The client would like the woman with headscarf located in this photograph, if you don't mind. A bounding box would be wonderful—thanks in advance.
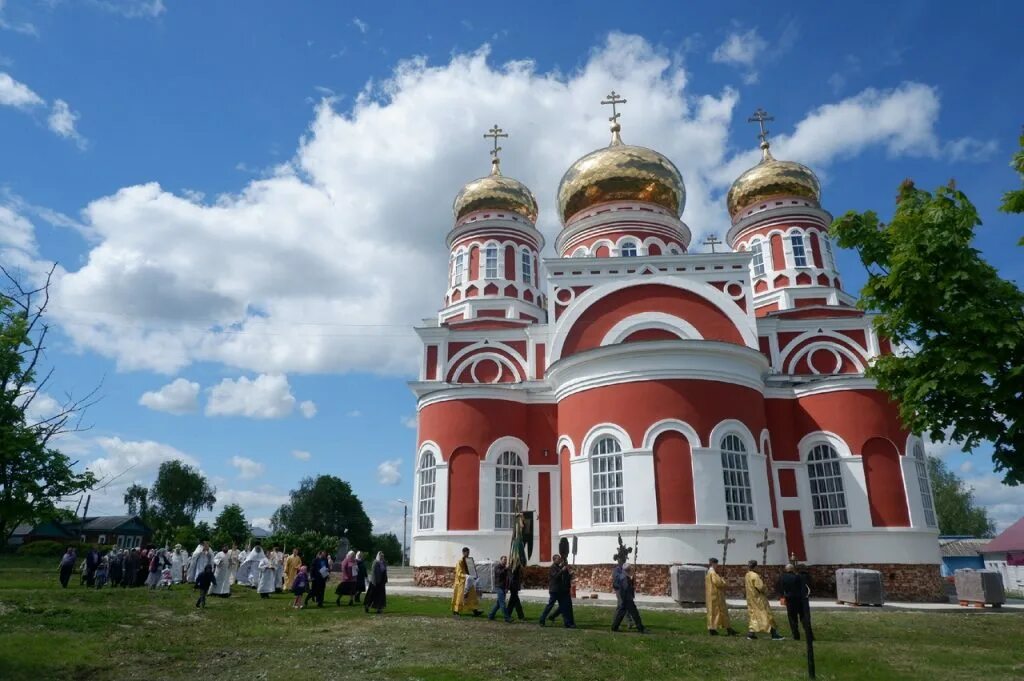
[335,550,357,606]
[354,551,367,604]
[209,545,233,598]
[257,549,276,599]
[364,551,388,614]
[169,544,186,584]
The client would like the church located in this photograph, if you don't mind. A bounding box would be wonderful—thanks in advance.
[409,93,943,599]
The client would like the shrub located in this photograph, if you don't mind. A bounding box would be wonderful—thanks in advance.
[17,540,68,557]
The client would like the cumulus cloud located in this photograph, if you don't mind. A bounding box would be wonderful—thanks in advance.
[7,33,980,378]
[230,455,265,480]
[216,486,290,520]
[90,0,166,18]
[377,459,402,486]
[299,400,318,419]
[0,202,37,253]
[48,99,86,148]
[963,473,1024,532]
[352,17,368,34]
[0,73,85,145]
[0,1,37,35]
[139,377,200,414]
[0,72,43,109]
[205,374,300,419]
[291,449,312,461]
[711,28,768,84]
[401,415,417,430]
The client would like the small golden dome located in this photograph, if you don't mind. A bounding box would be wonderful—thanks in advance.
[557,132,685,224]
[727,144,820,219]
[452,162,538,223]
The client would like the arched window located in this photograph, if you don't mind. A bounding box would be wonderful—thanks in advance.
[750,239,766,277]
[821,234,835,270]
[790,233,808,267]
[807,444,848,527]
[669,247,681,255]
[485,244,499,279]
[620,241,638,257]
[494,451,524,529]
[914,443,936,527]
[572,247,588,258]
[721,434,754,522]
[520,249,532,285]
[453,251,467,285]
[417,452,437,530]
[591,437,624,524]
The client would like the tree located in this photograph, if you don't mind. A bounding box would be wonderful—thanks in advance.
[832,179,1024,484]
[370,532,403,565]
[149,460,216,529]
[1000,130,1024,242]
[272,475,373,552]
[927,457,996,537]
[213,503,248,547]
[1,266,97,542]
[123,483,149,518]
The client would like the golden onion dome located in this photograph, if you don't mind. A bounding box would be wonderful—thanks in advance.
[452,160,538,224]
[557,128,685,224]
[727,142,821,219]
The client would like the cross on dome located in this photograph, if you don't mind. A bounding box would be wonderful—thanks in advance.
[601,90,627,145]
[483,124,509,175]
[747,107,775,160]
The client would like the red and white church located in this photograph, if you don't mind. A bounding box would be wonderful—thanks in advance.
[409,100,943,597]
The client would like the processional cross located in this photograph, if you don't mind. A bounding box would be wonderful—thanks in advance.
[483,124,508,171]
[703,234,723,253]
[601,90,628,129]
[756,527,776,567]
[717,526,736,565]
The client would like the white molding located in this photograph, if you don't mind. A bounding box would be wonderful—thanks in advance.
[708,418,758,454]
[601,311,704,346]
[580,423,633,457]
[642,418,702,449]
[484,436,529,464]
[555,434,576,458]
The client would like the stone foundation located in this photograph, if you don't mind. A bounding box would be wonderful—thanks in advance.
[414,562,946,602]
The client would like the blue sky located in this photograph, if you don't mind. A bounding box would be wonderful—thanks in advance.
[1,0,1021,535]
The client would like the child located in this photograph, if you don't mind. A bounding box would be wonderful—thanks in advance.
[291,566,309,609]
[94,557,109,589]
[159,566,173,589]
[194,564,216,608]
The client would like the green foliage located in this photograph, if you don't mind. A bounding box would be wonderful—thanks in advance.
[927,457,996,537]
[832,179,1024,484]
[999,130,1024,242]
[122,484,149,519]
[16,541,114,557]
[266,530,340,565]
[370,532,403,565]
[271,475,373,552]
[212,504,248,548]
[149,460,216,529]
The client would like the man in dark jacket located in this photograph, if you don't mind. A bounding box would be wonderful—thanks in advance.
[777,563,813,641]
[611,563,645,633]
[487,555,511,622]
[85,546,100,587]
[506,563,525,620]
[194,564,216,608]
[538,554,575,628]
[306,551,330,607]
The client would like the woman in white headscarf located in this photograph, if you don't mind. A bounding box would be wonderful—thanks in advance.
[364,551,388,614]
[237,545,264,587]
[169,544,187,584]
[209,545,233,597]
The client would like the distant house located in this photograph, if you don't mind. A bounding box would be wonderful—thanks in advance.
[248,524,271,540]
[982,518,1024,595]
[14,516,152,549]
[938,537,987,577]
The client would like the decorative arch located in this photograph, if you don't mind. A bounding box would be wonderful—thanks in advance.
[571,246,589,258]
[642,418,702,450]
[649,426,697,524]
[600,312,704,347]
[580,423,633,457]
[798,430,854,460]
[447,446,480,531]
[485,435,529,463]
[555,434,577,459]
[450,352,523,384]
[708,418,758,455]
[786,341,866,375]
[862,436,910,527]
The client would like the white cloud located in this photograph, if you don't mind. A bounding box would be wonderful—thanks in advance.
[0,72,43,109]
[48,99,86,148]
[963,473,1024,532]
[86,436,199,497]
[7,33,976,378]
[945,137,999,163]
[230,455,265,480]
[290,449,312,461]
[299,399,317,419]
[216,485,290,520]
[711,28,767,84]
[959,461,974,475]
[90,0,166,18]
[205,374,298,419]
[0,73,85,146]
[0,203,37,253]
[139,377,200,414]
[346,409,362,418]
[0,1,37,35]
[352,17,368,34]
[401,415,416,430]
[377,459,402,486]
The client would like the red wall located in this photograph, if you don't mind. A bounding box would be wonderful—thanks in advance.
[538,472,552,561]
[419,399,556,466]
[448,447,479,530]
[559,446,572,530]
[862,437,911,527]
[783,510,807,561]
[652,431,696,524]
[778,469,798,497]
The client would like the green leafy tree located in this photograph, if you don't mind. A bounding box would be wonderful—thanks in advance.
[271,475,373,552]
[370,532,403,565]
[267,530,340,565]
[927,457,996,537]
[999,130,1024,240]
[213,503,248,547]
[1,266,97,543]
[149,460,217,529]
[194,520,212,541]
[832,179,1024,484]
[123,483,150,519]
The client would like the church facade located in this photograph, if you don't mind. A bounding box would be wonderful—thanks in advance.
[409,99,942,596]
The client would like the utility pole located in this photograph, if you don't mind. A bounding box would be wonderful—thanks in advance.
[396,498,409,567]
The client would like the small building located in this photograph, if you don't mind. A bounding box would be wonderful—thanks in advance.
[938,536,987,577]
[982,518,1024,596]
[16,515,152,549]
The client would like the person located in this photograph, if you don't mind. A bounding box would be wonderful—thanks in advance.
[85,546,100,587]
[146,548,167,589]
[355,551,367,604]
[194,564,216,608]
[109,548,123,587]
[336,550,357,606]
[488,555,511,622]
[744,560,783,640]
[169,544,187,584]
[271,546,286,592]
[291,566,309,609]
[94,554,109,589]
[706,557,737,636]
[539,554,575,628]
[123,548,139,588]
[187,541,214,583]
[159,565,173,588]
[365,551,388,614]
[506,562,525,620]
[209,546,232,598]
[612,563,645,633]
[228,545,241,585]
[283,547,302,590]
[238,544,265,588]
[611,555,636,630]
[58,547,77,588]
[777,563,813,642]
[257,548,276,599]
[306,550,329,607]
[451,547,482,617]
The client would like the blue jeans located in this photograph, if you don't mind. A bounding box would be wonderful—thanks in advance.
[488,587,510,621]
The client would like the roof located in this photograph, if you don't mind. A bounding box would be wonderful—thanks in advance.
[250,526,271,538]
[10,524,34,536]
[29,520,77,539]
[80,515,146,532]
[939,538,989,557]
[983,517,1024,553]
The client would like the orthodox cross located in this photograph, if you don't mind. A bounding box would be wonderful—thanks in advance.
[717,526,736,565]
[757,528,776,567]
[601,90,627,128]
[483,124,508,170]
[703,234,723,253]
[748,107,774,145]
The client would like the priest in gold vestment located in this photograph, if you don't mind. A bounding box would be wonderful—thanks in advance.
[706,557,737,636]
[283,548,302,590]
[744,560,784,640]
[451,547,483,617]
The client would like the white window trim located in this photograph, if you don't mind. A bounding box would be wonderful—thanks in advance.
[721,433,755,523]
[590,436,625,525]
[806,442,850,528]
[417,450,438,530]
[484,243,500,279]
[751,238,766,277]
[913,443,937,528]
[789,232,808,268]
[494,450,525,530]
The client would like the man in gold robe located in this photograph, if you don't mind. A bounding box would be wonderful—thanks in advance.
[283,547,302,590]
[451,547,482,617]
[706,557,737,636]
[744,560,784,640]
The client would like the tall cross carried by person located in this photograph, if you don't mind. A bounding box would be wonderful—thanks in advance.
[757,528,776,567]
[703,234,723,253]
[717,526,736,565]
[483,124,508,172]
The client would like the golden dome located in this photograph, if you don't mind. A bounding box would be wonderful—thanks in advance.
[452,161,538,224]
[557,131,685,224]
[727,144,820,219]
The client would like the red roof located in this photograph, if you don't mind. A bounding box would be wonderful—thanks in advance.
[983,517,1024,553]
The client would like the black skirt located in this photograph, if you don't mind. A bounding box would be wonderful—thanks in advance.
[335,581,357,596]
[365,582,387,610]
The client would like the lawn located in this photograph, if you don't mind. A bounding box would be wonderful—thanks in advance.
[0,556,1021,681]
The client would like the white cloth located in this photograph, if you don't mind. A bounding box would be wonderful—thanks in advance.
[257,556,276,594]
[210,551,232,596]
[187,546,213,583]
[228,549,241,584]
[270,550,285,590]
[237,548,263,587]
[169,551,185,584]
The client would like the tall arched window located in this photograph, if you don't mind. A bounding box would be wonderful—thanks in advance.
[494,451,524,529]
[485,244,499,279]
[721,434,754,522]
[418,452,437,530]
[520,249,532,285]
[591,437,624,524]
[453,251,467,285]
[790,233,808,267]
[807,443,848,527]
[620,241,638,257]
[750,239,766,277]
[913,443,937,527]
[821,234,836,270]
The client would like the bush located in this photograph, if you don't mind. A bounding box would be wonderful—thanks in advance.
[17,540,67,557]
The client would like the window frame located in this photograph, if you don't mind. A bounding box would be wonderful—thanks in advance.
[520,249,532,285]
[494,450,525,530]
[750,239,766,277]
[720,434,755,523]
[484,244,499,279]
[807,443,849,528]
[417,451,437,530]
[591,437,625,525]
[913,443,937,528]
[620,241,638,257]
[790,233,808,268]
[821,234,836,270]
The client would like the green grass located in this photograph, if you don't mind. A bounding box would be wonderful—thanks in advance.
[0,556,1021,680]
